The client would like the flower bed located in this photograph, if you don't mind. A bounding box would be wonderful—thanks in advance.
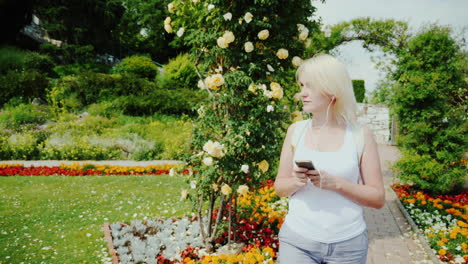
[392,184,468,264]
[104,180,287,263]
[0,163,184,176]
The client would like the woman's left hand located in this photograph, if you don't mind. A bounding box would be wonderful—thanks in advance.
[306,170,342,191]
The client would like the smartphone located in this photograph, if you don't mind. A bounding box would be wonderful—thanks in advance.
[295,160,316,170]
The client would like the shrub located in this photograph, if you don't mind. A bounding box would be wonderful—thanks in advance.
[159,53,198,90]
[87,101,122,118]
[391,25,467,194]
[352,80,365,103]
[0,104,51,130]
[0,46,29,73]
[112,55,159,79]
[6,133,40,160]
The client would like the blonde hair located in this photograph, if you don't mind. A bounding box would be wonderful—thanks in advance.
[296,54,358,125]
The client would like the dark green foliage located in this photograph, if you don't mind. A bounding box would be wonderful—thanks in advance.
[0,71,49,107]
[391,25,467,194]
[352,80,365,103]
[159,53,198,90]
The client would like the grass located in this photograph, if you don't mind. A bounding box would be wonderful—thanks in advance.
[0,175,192,264]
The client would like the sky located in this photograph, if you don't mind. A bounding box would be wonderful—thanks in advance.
[311,0,468,94]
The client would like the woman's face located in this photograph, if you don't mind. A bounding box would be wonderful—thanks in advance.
[297,79,333,114]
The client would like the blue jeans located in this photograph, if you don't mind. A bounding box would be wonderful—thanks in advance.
[278,224,368,264]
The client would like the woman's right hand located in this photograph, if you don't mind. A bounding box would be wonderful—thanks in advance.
[291,167,309,191]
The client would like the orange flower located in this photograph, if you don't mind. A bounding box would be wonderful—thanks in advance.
[438,249,447,256]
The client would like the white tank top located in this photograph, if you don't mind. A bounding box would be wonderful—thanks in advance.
[283,121,367,243]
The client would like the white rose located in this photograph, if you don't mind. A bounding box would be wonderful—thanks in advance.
[237,185,249,195]
[263,90,272,99]
[299,28,309,41]
[207,4,215,10]
[267,105,274,112]
[223,12,232,21]
[176,27,185,37]
[192,0,199,3]
[223,31,235,43]
[244,12,253,23]
[168,3,175,13]
[205,74,224,90]
[258,29,269,40]
[241,164,249,174]
[203,140,225,158]
[198,79,205,89]
[297,24,306,31]
[292,56,302,67]
[221,184,232,196]
[164,24,173,33]
[139,28,148,38]
[217,37,229,48]
[266,64,275,72]
[244,42,254,53]
[270,82,283,99]
[164,17,171,25]
[203,157,213,166]
[276,48,289,59]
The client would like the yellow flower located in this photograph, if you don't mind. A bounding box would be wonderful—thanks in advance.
[270,82,283,99]
[164,17,171,25]
[221,184,232,196]
[167,3,175,13]
[258,29,269,40]
[276,48,289,59]
[292,56,302,67]
[248,83,257,94]
[438,248,447,256]
[164,24,173,33]
[292,111,303,123]
[223,31,235,43]
[204,74,225,91]
[244,42,254,53]
[217,37,229,48]
[257,160,269,173]
[237,185,249,195]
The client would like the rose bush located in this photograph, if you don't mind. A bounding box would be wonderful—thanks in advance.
[164,0,319,251]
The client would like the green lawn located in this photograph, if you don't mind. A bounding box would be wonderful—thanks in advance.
[0,175,192,264]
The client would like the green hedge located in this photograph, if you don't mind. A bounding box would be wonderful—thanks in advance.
[159,53,198,90]
[352,80,365,103]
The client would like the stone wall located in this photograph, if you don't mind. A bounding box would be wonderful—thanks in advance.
[357,103,391,145]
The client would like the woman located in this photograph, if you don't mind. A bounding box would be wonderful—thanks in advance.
[274,54,385,264]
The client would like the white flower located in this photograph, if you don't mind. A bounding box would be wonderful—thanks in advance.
[217,37,229,48]
[164,24,173,33]
[190,180,197,189]
[244,12,253,23]
[197,79,205,89]
[297,24,306,31]
[164,17,171,25]
[258,29,269,40]
[207,4,215,10]
[192,0,199,3]
[270,82,283,99]
[292,56,302,67]
[223,31,235,43]
[299,28,309,41]
[267,64,275,72]
[241,164,249,174]
[276,48,289,59]
[221,184,232,196]
[169,168,175,176]
[442,117,448,123]
[203,157,213,166]
[140,28,149,37]
[176,27,185,37]
[237,185,249,195]
[212,183,219,191]
[223,12,232,21]
[204,74,225,91]
[263,90,272,99]
[203,140,225,158]
[180,189,188,200]
[267,105,274,112]
[244,42,254,53]
[168,3,175,13]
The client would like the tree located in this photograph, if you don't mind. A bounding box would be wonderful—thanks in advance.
[167,0,320,251]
